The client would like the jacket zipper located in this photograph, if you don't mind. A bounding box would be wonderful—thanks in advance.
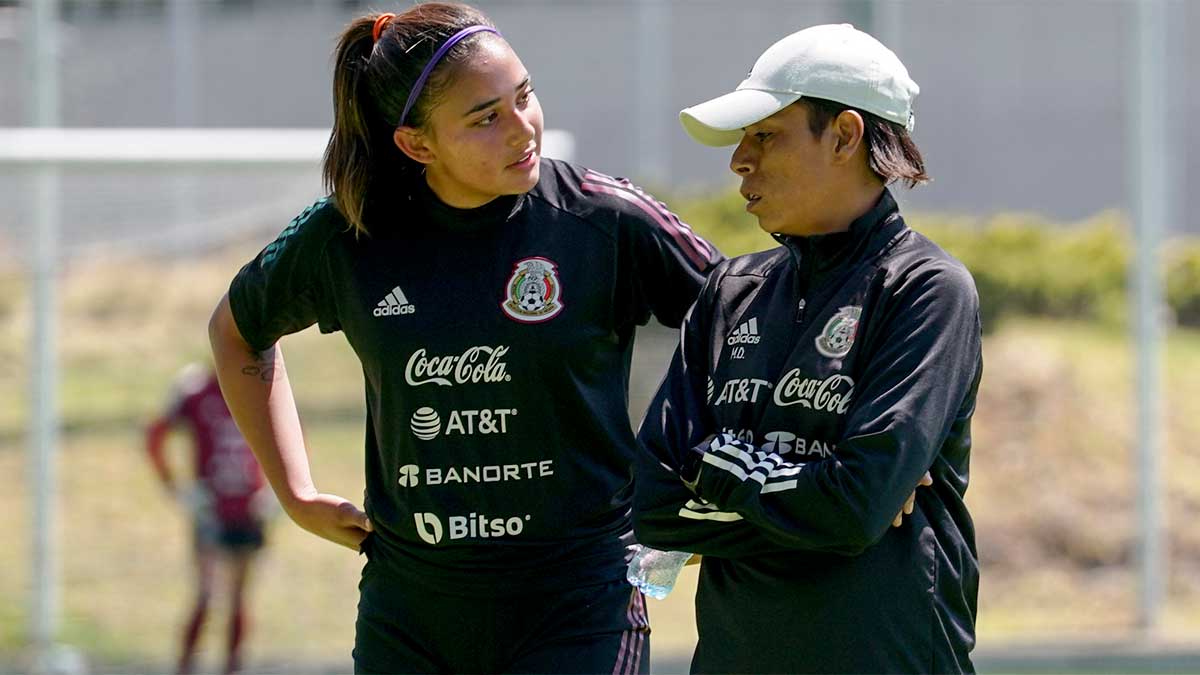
[787,239,814,325]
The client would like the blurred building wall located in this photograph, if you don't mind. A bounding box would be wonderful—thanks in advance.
[0,0,1195,242]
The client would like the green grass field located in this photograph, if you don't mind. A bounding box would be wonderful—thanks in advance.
[2,240,1200,671]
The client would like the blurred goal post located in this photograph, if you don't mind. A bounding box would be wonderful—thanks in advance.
[0,127,575,167]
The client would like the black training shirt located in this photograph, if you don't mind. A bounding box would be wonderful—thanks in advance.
[229,158,721,594]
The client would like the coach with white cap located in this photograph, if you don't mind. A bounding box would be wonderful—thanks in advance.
[633,24,983,673]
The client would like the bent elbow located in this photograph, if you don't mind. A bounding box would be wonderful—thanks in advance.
[632,512,680,550]
[849,508,905,555]
[823,510,893,557]
[632,514,662,548]
[836,527,876,557]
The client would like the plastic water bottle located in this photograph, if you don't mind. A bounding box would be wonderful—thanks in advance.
[626,546,693,600]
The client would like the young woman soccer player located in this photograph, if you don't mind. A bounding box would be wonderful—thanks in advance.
[207,4,720,673]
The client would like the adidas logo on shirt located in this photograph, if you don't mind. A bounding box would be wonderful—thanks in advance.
[726,317,761,345]
[373,286,416,317]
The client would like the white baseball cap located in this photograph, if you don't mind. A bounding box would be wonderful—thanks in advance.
[680,24,919,147]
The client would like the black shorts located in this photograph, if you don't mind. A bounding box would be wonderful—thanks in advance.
[194,519,265,554]
[353,560,650,674]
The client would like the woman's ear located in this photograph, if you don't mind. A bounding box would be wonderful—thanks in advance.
[830,110,866,163]
[394,127,436,165]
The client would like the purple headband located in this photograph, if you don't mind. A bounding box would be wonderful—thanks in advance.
[398,25,501,127]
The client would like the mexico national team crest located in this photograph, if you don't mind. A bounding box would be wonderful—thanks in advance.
[501,257,564,323]
[815,306,862,358]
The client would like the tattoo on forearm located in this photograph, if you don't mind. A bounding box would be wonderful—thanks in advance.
[242,350,284,382]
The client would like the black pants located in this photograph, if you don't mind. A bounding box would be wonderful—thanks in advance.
[353,565,650,674]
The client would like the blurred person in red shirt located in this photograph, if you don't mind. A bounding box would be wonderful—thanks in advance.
[145,363,274,675]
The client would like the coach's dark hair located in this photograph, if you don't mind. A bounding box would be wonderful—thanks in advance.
[324,3,498,234]
[798,97,930,188]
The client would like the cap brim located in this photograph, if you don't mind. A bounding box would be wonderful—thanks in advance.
[679,88,801,147]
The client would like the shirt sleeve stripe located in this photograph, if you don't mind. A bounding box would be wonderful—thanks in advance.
[679,498,744,521]
[581,170,716,269]
[706,439,806,494]
[584,170,716,261]
[678,507,744,522]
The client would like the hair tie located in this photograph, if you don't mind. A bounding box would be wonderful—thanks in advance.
[398,25,500,127]
[372,13,395,43]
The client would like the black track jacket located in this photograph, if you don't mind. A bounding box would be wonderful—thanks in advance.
[634,190,982,674]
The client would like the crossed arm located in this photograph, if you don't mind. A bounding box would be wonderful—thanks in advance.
[634,264,981,557]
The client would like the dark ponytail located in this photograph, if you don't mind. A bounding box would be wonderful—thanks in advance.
[323,3,498,235]
[324,16,378,235]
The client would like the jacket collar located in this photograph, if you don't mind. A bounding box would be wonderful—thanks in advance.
[773,188,906,272]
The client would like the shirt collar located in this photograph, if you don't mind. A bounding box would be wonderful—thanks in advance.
[412,178,526,234]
